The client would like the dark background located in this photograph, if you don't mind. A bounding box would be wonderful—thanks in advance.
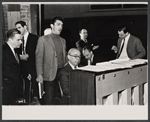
[44,15,147,60]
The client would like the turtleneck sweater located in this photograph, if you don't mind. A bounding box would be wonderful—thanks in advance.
[51,33,64,68]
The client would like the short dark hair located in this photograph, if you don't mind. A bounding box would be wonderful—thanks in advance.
[7,28,21,40]
[15,21,27,27]
[50,16,64,25]
[118,25,130,33]
[82,46,93,52]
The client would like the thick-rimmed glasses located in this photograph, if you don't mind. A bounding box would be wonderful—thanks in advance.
[69,54,81,59]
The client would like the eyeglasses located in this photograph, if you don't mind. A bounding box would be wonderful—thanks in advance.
[69,54,81,59]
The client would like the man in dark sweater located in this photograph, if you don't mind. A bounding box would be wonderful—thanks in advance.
[36,16,67,105]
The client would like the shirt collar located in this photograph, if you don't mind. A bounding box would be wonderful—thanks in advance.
[81,38,87,43]
[124,33,130,41]
[7,42,14,50]
[24,31,29,40]
[7,42,16,55]
[91,54,94,62]
[69,62,78,70]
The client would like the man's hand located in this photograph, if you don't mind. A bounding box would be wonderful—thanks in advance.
[20,54,29,61]
[27,74,32,81]
[92,45,99,50]
[111,45,118,53]
[36,74,43,84]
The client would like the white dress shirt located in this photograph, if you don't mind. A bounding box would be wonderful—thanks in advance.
[69,62,78,70]
[23,31,29,52]
[118,33,130,59]
[7,42,19,63]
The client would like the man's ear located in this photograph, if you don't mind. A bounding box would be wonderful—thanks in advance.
[50,24,53,29]
[24,25,27,30]
[67,55,70,60]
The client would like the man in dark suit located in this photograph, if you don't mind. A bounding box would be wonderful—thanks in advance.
[82,46,105,66]
[59,48,81,105]
[76,29,99,65]
[2,28,22,105]
[111,25,146,59]
[76,29,99,52]
[15,21,39,104]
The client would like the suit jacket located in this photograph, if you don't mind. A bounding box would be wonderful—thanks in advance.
[82,54,105,66]
[76,39,92,52]
[18,33,38,77]
[36,34,66,81]
[116,35,146,59]
[2,43,20,82]
[59,63,73,96]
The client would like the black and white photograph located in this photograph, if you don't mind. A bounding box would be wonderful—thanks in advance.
[1,2,148,120]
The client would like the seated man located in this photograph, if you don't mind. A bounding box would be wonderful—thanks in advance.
[82,46,105,66]
[59,48,81,105]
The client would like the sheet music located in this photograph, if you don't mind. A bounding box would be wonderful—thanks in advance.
[76,59,148,72]
[109,59,148,66]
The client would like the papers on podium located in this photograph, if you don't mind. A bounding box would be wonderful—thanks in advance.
[76,59,148,72]
[38,83,45,99]
[109,58,148,66]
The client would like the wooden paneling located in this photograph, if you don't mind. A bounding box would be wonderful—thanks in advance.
[69,64,147,105]
[69,71,95,105]
[30,4,38,35]
[7,12,20,30]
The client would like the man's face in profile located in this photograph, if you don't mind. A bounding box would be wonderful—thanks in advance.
[118,30,127,39]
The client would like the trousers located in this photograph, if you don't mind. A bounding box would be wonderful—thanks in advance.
[43,68,62,105]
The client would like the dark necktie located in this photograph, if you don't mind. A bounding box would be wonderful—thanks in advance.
[22,36,25,54]
[14,50,19,63]
[117,39,125,58]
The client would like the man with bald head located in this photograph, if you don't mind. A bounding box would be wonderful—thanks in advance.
[59,48,81,105]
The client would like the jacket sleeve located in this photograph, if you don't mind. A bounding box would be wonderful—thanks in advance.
[132,38,146,59]
[59,71,69,96]
[116,39,121,59]
[35,37,44,76]
[76,41,82,52]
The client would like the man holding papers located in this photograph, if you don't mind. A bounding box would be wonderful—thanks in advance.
[82,46,105,66]
[112,25,146,59]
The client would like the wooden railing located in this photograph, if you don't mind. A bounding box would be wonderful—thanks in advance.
[95,64,148,105]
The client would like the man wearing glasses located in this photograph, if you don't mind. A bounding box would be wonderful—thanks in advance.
[59,48,81,105]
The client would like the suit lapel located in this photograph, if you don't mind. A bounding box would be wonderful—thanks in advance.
[126,35,132,54]
[6,43,19,64]
[67,63,73,71]
[25,33,30,53]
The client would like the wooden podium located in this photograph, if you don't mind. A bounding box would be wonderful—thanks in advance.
[69,64,148,105]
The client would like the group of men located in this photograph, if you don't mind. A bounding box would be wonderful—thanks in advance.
[2,16,146,105]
